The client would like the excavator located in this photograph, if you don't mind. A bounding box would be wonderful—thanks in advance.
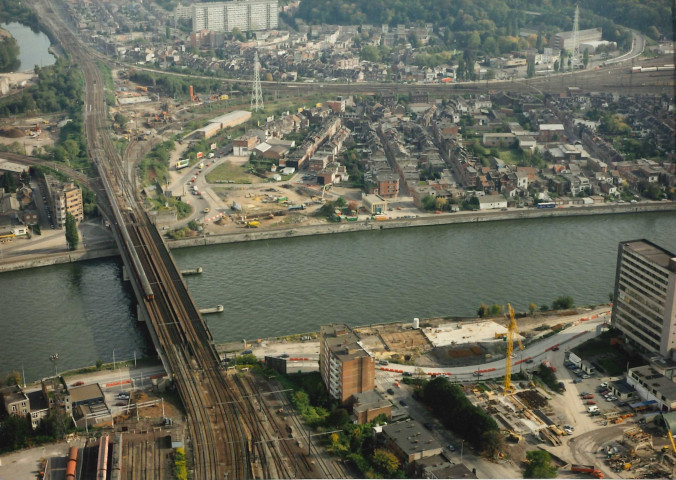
[504,303,525,395]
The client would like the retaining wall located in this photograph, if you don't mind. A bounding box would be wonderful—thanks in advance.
[168,201,676,249]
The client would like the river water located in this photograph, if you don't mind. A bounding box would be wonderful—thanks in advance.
[1,22,55,72]
[1,212,675,382]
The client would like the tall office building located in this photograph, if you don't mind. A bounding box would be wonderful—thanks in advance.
[611,240,676,359]
[191,0,278,33]
[319,324,375,404]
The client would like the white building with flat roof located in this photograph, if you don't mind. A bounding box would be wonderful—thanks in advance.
[191,0,278,33]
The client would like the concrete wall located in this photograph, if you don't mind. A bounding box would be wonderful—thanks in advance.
[168,202,676,250]
[0,248,119,273]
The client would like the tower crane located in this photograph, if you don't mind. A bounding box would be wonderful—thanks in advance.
[504,303,524,394]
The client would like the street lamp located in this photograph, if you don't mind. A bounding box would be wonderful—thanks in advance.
[460,439,465,463]
[49,353,59,377]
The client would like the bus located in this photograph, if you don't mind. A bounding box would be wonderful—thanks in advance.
[176,159,190,170]
[537,202,556,209]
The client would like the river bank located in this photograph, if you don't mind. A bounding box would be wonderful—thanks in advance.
[0,201,674,273]
[167,201,676,249]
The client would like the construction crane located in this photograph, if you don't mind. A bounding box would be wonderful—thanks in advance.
[504,303,525,394]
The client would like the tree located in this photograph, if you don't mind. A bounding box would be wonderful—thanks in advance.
[114,113,128,128]
[5,371,21,386]
[536,31,543,53]
[372,449,400,476]
[327,408,350,427]
[646,26,660,41]
[482,430,505,459]
[526,59,535,78]
[490,304,503,316]
[360,45,380,62]
[96,359,104,370]
[477,303,490,318]
[553,60,559,72]
[552,295,574,310]
[582,49,589,69]
[435,196,447,211]
[524,450,557,478]
[65,212,79,250]
[528,303,537,315]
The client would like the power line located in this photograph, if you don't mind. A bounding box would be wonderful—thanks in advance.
[251,51,264,112]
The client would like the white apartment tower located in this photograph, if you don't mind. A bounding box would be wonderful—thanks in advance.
[191,0,278,33]
[612,240,676,359]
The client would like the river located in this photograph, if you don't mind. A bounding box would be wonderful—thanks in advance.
[1,212,675,382]
[1,22,55,72]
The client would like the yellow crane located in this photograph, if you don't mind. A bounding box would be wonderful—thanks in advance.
[504,303,525,394]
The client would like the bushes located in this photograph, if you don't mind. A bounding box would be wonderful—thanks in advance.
[534,364,562,392]
[173,447,187,480]
[421,377,499,450]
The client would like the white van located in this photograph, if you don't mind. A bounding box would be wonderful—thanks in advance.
[587,405,599,413]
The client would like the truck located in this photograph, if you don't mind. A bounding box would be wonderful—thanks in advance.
[571,464,604,478]
[176,159,190,170]
[198,162,204,169]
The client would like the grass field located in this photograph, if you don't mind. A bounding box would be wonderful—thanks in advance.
[497,148,525,164]
[205,160,258,184]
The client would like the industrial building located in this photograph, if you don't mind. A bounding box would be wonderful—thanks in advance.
[195,110,252,139]
[189,0,278,33]
[551,28,602,51]
[319,324,375,404]
[380,419,443,473]
[626,366,676,411]
[611,240,676,359]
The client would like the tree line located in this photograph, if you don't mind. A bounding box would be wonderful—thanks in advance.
[421,376,502,454]
[0,34,20,73]
[298,0,662,60]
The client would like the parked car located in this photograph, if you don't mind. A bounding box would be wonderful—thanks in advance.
[600,382,608,388]
[402,372,412,377]
[424,423,433,430]
[448,444,456,452]
[72,381,84,387]
[387,388,394,395]
[242,349,253,355]
[525,359,534,364]
[399,400,408,406]
[552,346,559,351]
[573,378,583,384]
[582,374,591,379]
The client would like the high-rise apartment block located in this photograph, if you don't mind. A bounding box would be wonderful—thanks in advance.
[319,324,375,404]
[45,177,83,229]
[190,0,278,33]
[612,240,676,359]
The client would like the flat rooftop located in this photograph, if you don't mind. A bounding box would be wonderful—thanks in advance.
[382,419,441,457]
[70,383,104,404]
[321,324,372,361]
[422,320,523,348]
[623,239,676,272]
[629,365,676,401]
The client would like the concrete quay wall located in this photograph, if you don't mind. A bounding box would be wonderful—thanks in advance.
[168,201,676,249]
[0,248,119,273]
